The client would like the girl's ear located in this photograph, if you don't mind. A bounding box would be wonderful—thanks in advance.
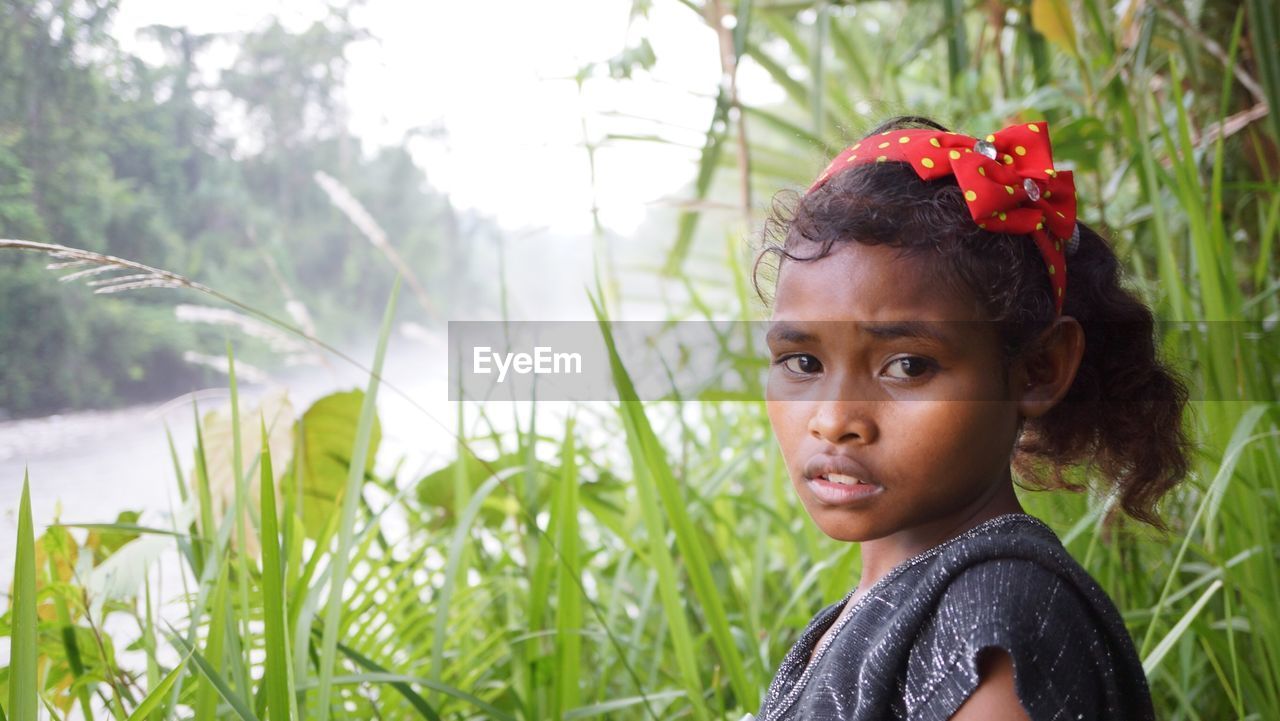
[1015,316,1085,420]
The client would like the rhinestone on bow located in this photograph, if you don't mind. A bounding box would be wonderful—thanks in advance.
[974,138,998,160]
[1023,177,1041,201]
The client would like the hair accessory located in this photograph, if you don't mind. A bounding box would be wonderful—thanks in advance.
[806,121,1077,317]
[1022,178,1041,201]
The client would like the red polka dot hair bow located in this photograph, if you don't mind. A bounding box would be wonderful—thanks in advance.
[807,121,1079,316]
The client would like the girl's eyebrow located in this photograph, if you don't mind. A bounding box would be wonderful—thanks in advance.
[862,320,953,344]
[765,322,819,345]
[766,320,953,346]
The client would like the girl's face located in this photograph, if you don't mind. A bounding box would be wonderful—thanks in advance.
[764,241,1024,543]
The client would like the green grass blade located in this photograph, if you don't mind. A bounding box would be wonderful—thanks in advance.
[1143,579,1224,676]
[562,690,687,719]
[196,558,232,721]
[316,275,401,721]
[259,417,297,721]
[428,472,506,711]
[810,2,826,136]
[589,297,709,720]
[1246,0,1280,145]
[53,523,187,538]
[167,626,261,721]
[664,92,729,276]
[740,105,835,157]
[166,423,191,505]
[1139,404,1269,657]
[192,399,217,575]
[225,344,256,698]
[322,635,448,720]
[554,416,583,718]
[9,473,38,721]
[126,653,191,721]
[589,291,753,708]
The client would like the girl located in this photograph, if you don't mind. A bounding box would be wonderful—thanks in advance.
[749,116,1194,721]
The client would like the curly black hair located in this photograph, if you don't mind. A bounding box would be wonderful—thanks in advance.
[752,115,1196,533]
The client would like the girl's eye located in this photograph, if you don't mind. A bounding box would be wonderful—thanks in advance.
[883,356,937,381]
[775,353,821,376]
[772,353,937,381]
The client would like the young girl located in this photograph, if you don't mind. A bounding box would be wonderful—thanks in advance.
[749,116,1194,720]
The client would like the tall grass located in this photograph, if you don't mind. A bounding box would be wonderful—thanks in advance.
[3,0,1280,718]
[638,1,1280,718]
[8,475,37,720]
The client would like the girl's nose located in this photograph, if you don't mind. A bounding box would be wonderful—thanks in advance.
[808,398,878,446]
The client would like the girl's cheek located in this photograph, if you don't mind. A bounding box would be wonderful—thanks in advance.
[897,400,1004,461]
[763,401,783,443]
[764,401,792,441]
[887,401,954,452]
[765,401,807,457]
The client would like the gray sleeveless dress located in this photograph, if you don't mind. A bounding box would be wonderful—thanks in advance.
[752,512,1156,721]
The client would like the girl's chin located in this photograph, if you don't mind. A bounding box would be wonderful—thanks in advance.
[806,513,882,543]
[798,504,901,545]
[821,530,871,543]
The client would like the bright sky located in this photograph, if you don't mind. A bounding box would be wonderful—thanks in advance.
[111,0,784,237]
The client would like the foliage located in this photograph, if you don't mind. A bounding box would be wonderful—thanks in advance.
[626,0,1280,717]
[0,0,498,418]
[2,0,1279,719]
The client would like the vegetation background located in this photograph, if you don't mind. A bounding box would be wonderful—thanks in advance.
[2,0,1278,719]
[0,1,502,417]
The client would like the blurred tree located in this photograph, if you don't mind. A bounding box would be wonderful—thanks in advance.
[0,1,497,417]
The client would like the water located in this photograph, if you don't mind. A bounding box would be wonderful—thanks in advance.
[0,319,636,588]
[0,328,465,584]
[0,307,687,680]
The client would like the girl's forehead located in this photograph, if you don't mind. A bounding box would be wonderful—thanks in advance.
[771,242,982,322]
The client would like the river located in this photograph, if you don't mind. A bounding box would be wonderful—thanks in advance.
[0,327,483,589]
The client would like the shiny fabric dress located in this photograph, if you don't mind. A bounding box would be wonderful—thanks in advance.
[752,513,1156,721]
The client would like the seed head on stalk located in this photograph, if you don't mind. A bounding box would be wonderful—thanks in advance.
[1,238,369,381]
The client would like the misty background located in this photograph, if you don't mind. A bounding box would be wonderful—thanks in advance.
[0,0,777,577]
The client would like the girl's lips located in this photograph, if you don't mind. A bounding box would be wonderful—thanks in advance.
[804,453,876,487]
[807,476,883,505]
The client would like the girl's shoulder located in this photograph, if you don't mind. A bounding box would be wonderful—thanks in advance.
[917,513,1119,624]
[753,515,1155,721]
[898,517,1156,721]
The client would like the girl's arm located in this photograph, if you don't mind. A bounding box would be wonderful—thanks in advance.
[946,647,1032,721]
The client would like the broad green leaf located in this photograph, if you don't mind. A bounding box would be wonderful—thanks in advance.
[294,389,380,540]
[414,450,532,527]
